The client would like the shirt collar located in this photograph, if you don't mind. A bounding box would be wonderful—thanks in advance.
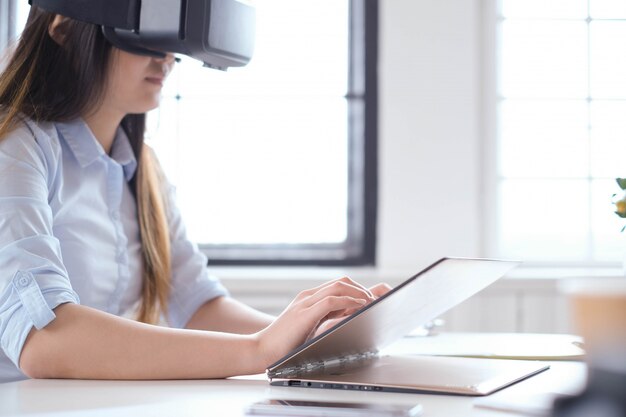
[110,128,138,181]
[56,119,137,181]
[56,119,104,168]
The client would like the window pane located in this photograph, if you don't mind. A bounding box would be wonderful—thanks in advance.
[496,1,626,265]
[498,179,589,261]
[590,0,626,19]
[502,0,587,19]
[149,96,349,245]
[2,0,29,56]
[590,100,626,177]
[499,100,588,178]
[591,179,624,262]
[162,0,348,98]
[500,20,588,98]
[16,2,29,33]
[590,21,626,98]
[145,99,181,185]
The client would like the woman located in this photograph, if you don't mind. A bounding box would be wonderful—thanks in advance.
[0,7,387,382]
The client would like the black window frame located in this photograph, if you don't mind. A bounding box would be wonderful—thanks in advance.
[201,0,379,266]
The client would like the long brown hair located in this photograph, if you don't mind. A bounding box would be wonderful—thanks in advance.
[0,7,171,324]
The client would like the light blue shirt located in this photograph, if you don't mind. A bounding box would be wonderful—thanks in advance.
[0,117,228,383]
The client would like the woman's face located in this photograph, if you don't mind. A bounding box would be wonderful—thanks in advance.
[104,48,176,115]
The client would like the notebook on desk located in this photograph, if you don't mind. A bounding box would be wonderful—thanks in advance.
[266,257,549,396]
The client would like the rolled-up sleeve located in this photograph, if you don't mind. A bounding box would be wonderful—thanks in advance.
[0,122,79,368]
[163,181,229,329]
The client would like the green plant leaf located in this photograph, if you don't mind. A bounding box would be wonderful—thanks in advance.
[616,211,626,218]
[617,178,626,190]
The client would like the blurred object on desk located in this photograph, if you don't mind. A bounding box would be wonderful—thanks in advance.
[384,332,585,361]
[476,392,573,416]
[552,367,626,417]
[552,278,626,417]
[561,278,626,372]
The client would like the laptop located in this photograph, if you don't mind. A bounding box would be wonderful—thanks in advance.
[266,257,549,396]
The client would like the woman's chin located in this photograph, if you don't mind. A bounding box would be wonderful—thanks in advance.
[127,97,161,115]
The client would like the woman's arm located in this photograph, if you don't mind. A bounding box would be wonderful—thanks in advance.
[20,303,260,380]
[185,296,274,334]
[19,278,371,380]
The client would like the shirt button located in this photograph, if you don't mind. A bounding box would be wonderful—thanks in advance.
[18,275,31,287]
[110,211,120,221]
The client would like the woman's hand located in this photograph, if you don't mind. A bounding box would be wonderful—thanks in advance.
[310,282,393,339]
[254,277,375,368]
[253,278,393,370]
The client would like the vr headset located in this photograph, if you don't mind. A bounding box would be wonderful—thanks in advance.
[28,0,256,70]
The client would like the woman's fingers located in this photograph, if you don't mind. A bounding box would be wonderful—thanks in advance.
[299,295,366,342]
[369,282,393,298]
[298,280,374,311]
[307,282,393,340]
[311,316,346,339]
[297,281,391,328]
[305,295,367,316]
[297,278,391,303]
[297,276,375,301]
[303,296,365,334]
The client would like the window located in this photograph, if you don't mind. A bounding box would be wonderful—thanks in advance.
[3,1,378,266]
[1,0,27,54]
[148,0,377,265]
[0,2,11,52]
[490,0,626,265]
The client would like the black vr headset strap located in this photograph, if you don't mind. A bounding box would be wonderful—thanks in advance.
[29,0,166,59]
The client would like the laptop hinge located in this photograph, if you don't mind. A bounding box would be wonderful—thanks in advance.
[267,350,379,380]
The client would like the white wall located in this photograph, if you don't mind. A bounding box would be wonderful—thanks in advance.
[377,0,483,270]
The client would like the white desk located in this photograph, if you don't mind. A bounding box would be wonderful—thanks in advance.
[0,362,586,417]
